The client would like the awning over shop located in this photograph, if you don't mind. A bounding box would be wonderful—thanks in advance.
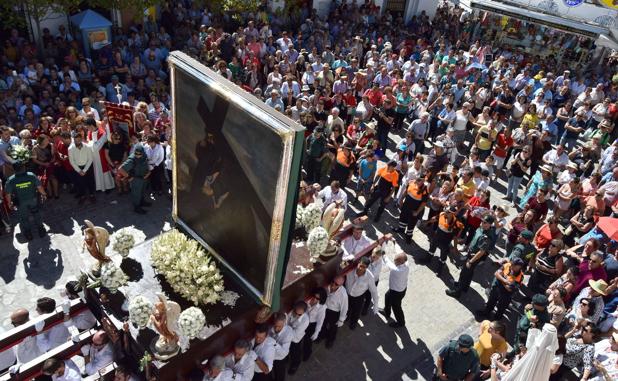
[470,0,608,39]
[596,33,618,50]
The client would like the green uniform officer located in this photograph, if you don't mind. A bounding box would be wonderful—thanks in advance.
[508,229,536,262]
[435,334,480,380]
[445,215,496,298]
[118,144,150,214]
[513,293,550,350]
[5,163,47,240]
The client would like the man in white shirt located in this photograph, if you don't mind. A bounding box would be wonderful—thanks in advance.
[280,76,300,99]
[269,313,293,381]
[325,107,344,134]
[542,144,569,175]
[345,257,379,330]
[317,181,347,210]
[303,288,327,361]
[251,324,276,381]
[84,330,114,375]
[144,136,165,194]
[341,225,372,261]
[224,340,256,381]
[35,297,70,352]
[286,301,309,375]
[275,31,292,53]
[79,97,100,121]
[380,253,410,328]
[64,281,97,331]
[42,358,82,381]
[68,134,96,203]
[204,355,234,381]
[362,248,386,315]
[320,276,348,348]
[9,308,43,365]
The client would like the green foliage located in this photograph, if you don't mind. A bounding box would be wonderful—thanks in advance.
[89,0,162,12]
[0,0,162,28]
[197,0,262,14]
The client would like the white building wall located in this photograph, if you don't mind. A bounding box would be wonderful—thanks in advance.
[27,7,69,44]
[404,0,440,21]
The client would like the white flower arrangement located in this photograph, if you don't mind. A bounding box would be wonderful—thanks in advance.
[100,262,129,292]
[151,229,225,306]
[9,144,31,163]
[128,295,153,328]
[306,226,329,263]
[177,307,206,339]
[112,230,136,258]
[295,205,304,229]
[302,203,322,232]
[220,290,240,307]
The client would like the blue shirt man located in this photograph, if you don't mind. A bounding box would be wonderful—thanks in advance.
[0,129,20,167]
[359,156,377,182]
[106,75,129,103]
[541,116,558,141]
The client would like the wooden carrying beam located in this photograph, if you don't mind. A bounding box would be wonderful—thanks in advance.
[0,300,88,353]
[0,329,96,381]
[89,219,391,380]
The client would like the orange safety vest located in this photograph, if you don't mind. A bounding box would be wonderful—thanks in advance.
[406,182,427,200]
[438,212,455,233]
[377,167,399,187]
[336,149,354,167]
[502,263,523,285]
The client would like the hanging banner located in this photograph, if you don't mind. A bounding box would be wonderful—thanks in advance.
[103,102,135,138]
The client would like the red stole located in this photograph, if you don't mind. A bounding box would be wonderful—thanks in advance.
[88,127,111,173]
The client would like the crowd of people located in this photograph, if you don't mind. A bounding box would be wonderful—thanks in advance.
[1,0,618,380]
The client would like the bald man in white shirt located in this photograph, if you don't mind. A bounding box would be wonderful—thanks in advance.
[380,253,410,328]
[84,330,113,376]
[9,308,43,365]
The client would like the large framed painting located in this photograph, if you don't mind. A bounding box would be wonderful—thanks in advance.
[168,52,305,308]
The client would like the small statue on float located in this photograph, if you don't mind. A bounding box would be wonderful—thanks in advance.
[318,200,345,262]
[150,293,181,360]
[83,219,111,276]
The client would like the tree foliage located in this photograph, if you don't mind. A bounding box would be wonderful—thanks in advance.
[197,0,262,14]
[0,0,162,29]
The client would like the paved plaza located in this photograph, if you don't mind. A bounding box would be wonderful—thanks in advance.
[0,138,519,380]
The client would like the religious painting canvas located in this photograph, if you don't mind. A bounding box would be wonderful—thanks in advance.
[168,52,304,307]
